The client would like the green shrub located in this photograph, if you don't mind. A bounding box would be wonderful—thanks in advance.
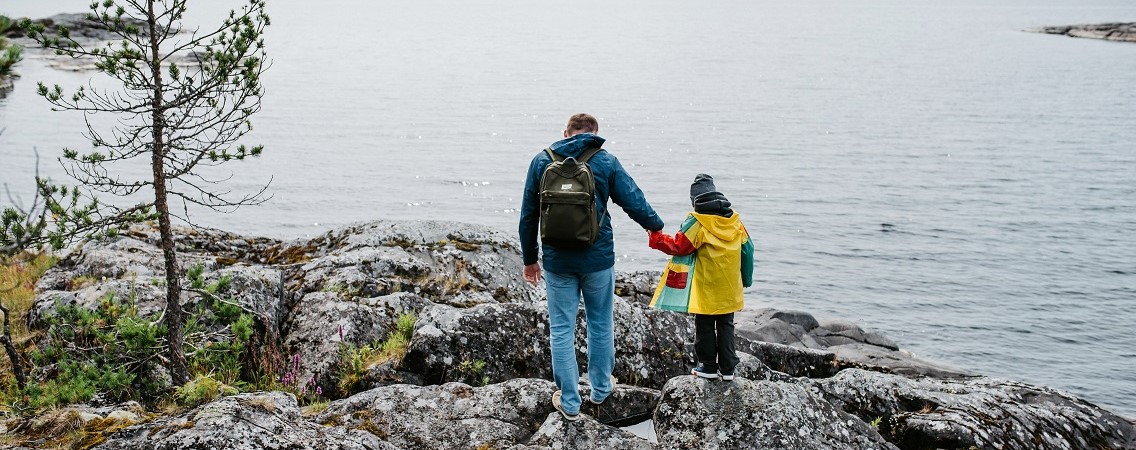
[338,312,417,394]
[456,359,489,387]
[2,265,262,413]
[174,374,237,407]
[381,312,416,360]
[8,294,165,410]
[0,45,20,77]
[337,342,377,395]
[184,265,253,386]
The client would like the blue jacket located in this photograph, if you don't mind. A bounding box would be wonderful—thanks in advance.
[519,133,664,274]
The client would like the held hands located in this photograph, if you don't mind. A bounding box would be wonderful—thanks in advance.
[523,263,543,286]
[648,229,667,251]
[648,229,696,256]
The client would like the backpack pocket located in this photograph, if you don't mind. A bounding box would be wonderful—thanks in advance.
[540,191,597,249]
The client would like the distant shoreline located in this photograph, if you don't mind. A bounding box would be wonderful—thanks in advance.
[1026,22,1136,43]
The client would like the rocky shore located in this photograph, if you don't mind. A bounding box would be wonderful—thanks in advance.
[2,220,1134,449]
[1026,23,1136,43]
[5,13,186,72]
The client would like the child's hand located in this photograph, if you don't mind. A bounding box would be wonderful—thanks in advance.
[649,230,697,256]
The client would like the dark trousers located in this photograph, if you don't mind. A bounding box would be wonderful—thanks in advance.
[694,313,738,373]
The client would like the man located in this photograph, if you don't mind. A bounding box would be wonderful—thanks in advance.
[518,113,664,421]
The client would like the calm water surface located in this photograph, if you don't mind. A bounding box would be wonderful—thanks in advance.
[2,0,1134,416]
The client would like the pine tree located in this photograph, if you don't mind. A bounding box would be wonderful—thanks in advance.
[12,0,271,385]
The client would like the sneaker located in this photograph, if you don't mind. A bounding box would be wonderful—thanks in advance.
[552,391,581,422]
[588,375,617,405]
[719,369,735,381]
[692,365,719,379]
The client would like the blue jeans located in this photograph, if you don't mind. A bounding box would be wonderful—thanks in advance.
[545,267,616,415]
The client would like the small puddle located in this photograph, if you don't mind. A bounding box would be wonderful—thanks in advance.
[621,420,657,443]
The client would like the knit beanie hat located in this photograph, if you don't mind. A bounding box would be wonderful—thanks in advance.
[690,174,716,199]
[690,174,732,216]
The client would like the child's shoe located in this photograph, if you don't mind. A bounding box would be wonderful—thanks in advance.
[692,365,719,379]
[719,368,735,381]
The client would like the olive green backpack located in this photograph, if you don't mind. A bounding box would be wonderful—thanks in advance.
[538,147,607,249]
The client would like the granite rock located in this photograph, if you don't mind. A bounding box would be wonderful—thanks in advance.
[815,368,1136,450]
[735,307,970,378]
[274,220,539,305]
[404,295,692,389]
[1026,23,1136,43]
[653,376,897,450]
[315,379,557,450]
[282,291,430,397]
[95,391,394,450]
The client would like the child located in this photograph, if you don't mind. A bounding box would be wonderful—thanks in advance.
[648,174,754,380]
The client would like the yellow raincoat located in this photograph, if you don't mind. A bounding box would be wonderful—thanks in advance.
[649,212,754,315]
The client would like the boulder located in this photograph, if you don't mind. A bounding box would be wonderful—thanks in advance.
[31,260,285,333]
[31,224,282,328]
[197,264,289,329]
[752,308,821,332]
[31,277,168,328]
[124,224,282,266]
[282,291,430,396]
[0,400,148,448]
[276,220,539,304]
[315,379,557,450]
[404,296,693,389]
[613,270,658,307]
[815,318,897,350]
[735,308,969,378]
[95,391,393,450]
[734,338,838,378]
[606,294,694,388]
[578,381,660,427]
[829,343,972,379]
[732,352,795,382]
[815,369,1136,450]
[404,301,550,386]
[653,376,898,450]
[36,236,173,291]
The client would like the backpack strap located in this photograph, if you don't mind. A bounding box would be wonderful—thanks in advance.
[578,146,604,164]
[544,147,604,163]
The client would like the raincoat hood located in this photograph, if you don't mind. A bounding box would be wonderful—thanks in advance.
[691,212,745,242]
[550,133,606,158]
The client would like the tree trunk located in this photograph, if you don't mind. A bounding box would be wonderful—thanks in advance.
[147,0,188,385]
[0,303,27,390]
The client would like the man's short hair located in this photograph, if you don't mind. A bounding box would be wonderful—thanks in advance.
[566,113,599,134]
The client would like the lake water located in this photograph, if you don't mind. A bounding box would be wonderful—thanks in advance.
[2,0,1134,417]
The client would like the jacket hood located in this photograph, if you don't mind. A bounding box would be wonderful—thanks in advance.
[550,133,606,159]
[691,212,745,242]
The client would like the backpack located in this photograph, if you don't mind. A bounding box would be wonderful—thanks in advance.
[538,146,607,249]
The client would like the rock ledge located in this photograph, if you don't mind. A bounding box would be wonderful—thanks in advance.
[1026,23,1136,43]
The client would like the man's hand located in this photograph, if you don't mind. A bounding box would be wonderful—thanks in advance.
[523,263,543,286]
